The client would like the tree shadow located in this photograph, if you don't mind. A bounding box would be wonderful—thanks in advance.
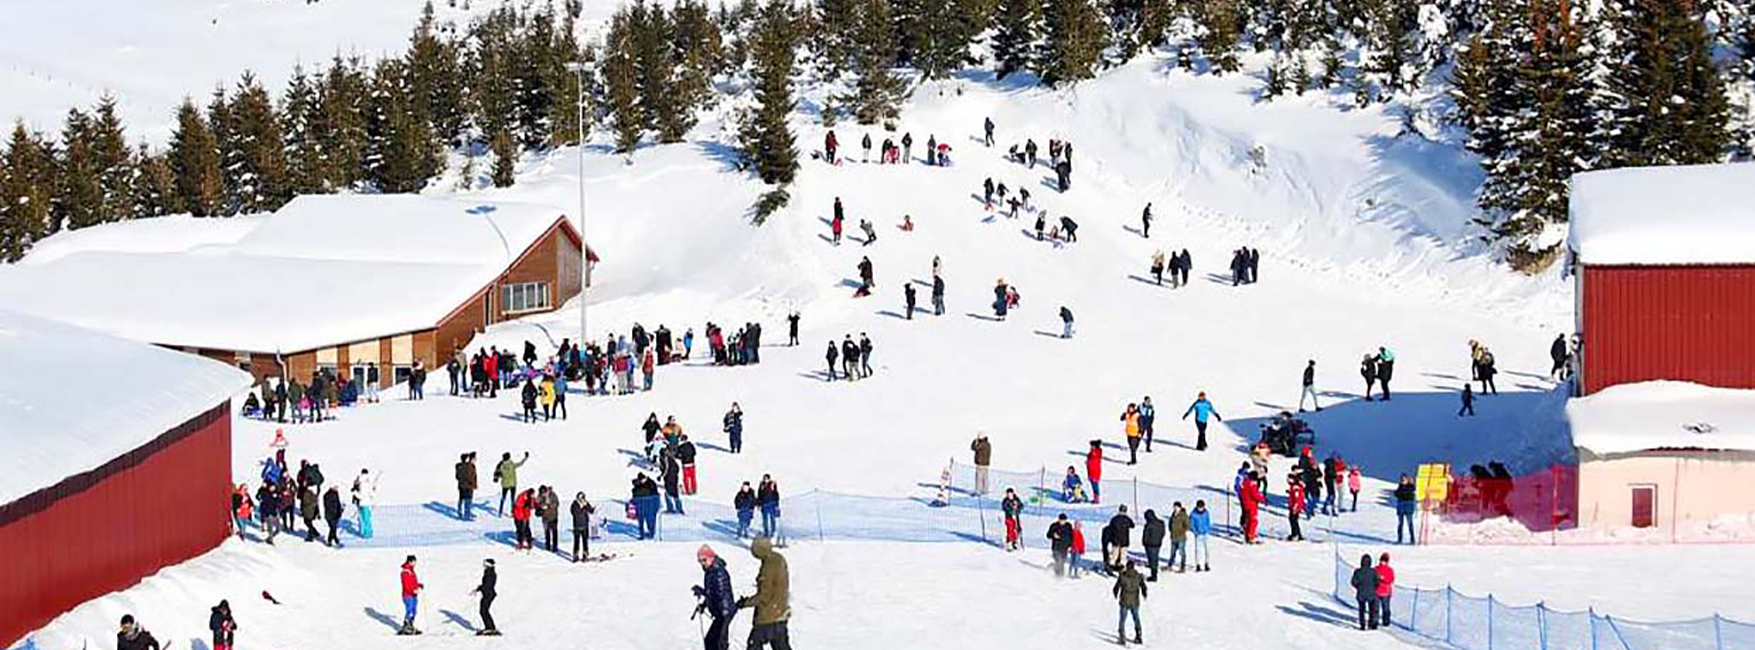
[1421,372,1462,380]
[363,606,402,632]
[694,140,747,174]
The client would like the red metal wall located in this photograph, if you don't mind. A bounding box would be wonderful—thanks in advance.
[0,402,232,646]
[1582,266,1755,395]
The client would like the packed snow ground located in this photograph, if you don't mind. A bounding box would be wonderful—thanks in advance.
[14,21,1744,650]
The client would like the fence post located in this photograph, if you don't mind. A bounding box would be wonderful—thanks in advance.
[1538,602,1548,650]
[1715,613,1724,650]
[1589,607,1598,650]
[1445,586,1453,644]
[1606,616,1633,650]
[1488,594,1495,650]
[977,493,988,543]
[1410,587,1421,637]
[1132,476,1140,517]
[816,495,825,542]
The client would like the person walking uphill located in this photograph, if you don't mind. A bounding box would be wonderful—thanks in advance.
[695,545,738,650]
[1350,554,1381,630]
[494,452,528,516]
[1300,360,1322,412]
[738,537,793,649]
[1182,392,1223,451]
[970,433,993,494]
[398,555,424,635]
[1112,559,1148,645]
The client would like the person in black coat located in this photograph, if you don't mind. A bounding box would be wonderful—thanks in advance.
[322,486,344,547]
[208,600,236,650]
[695,545,738,650]
[1046,514,1074,578]
[631,473,660,539]
[1140,510,1166,581]
[660,449,685,515]
[1350,554,1380,630]
[118,614,162,650]
[520,381,539,423]
[1107,506,1135,573]
[735,482,758,538]
[903,283,917,319]
[471,559,500,635]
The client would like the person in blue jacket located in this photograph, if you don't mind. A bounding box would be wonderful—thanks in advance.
[1181,392,1222,451]
[1189,500,1212,572]
[694,545,738,650]
[1138,397,1156,452]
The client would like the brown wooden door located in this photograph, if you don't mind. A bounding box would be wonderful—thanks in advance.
[1630,485,1656,528]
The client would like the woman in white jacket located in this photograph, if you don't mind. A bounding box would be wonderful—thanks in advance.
[352,468,379,539]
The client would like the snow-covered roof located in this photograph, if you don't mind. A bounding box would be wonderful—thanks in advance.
[0,196,574,353]
[0,308,252,505]
[1568,381,1755,455]
[1569,164,1755,265]
[19,214,266,265]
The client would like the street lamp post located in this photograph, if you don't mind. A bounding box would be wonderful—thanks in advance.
[565,61,588,346]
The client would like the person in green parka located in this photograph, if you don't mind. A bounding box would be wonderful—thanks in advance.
[1113,559,1148,645]
[738,537,793,649]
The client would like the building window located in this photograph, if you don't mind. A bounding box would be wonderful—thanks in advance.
[500,282,552,314]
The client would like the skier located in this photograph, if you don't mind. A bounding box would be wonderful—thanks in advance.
[737,537,794,649]
[1350,554,1380,630]
[1459,384,1476,416]
[735,481,758,538]
[1376,552,1397,627]
[1086,440,1104,504]
[352,468,377,539]
[1059,306,1074,338]
[322,485,344,547]
[1140,509,1164,581]
[1120,403,1142,465]
[696,545,738,650]
[983,117,995,146]
[470,559,500,635]
[570,492,595,562]
[1047,513,1074,577]
[494,452,528,516]
[1140,203,1152,238]
[1394,474,1417,544]
[1361,353,1379,401]
[398,555,424,635]
[1300,360,1322,412]
[904,283,917,319]
[455,452,478,521]
[1112,559,1148,645]
[1138,397,1156,452]
[117,615,162,650]
[1001,488,1024,551]
[208,600,236,650]
[932,275,946,316]
[1377,346,1396,400]
[1181,392,1223,451]
[970,433,993,494]
[1190,500,1211,571]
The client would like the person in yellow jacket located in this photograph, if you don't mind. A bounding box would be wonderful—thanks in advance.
[539,376,558,422]
[1120,403,1142,465]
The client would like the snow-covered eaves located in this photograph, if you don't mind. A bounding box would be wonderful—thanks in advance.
[1568,381,1755,456]
[1569,164,1755,266]
[0,195,571,353]
[0,309,252,505]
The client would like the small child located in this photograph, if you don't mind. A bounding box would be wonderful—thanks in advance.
[1459,384,1476,417]
[1347,466,1363,512]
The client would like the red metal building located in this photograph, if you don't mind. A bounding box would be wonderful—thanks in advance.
[0,310,250,646]
[1568,164,1755,396]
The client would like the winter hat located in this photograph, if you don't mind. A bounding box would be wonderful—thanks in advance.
[483,559,495,567]
[1379,552,1390,563]
[1198,391,1207,398]
[697,545,717,563]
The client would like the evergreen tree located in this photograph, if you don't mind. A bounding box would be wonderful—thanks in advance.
[1508,0,1596,258]
[910,0,985,78]
[1599,0,1730,167]
[739,0,801,185]
[469,7,520,143]
[366,59,443,193]
[130,145,179,218]
[547,11,590,148]
[227,72,292,213]
[813,0,861,76]
[1037,0,1105,85]
[89,95,133,223]
[408,1,469,143]
[992,0,1041,79]
[283,66,329,195]
[672,0,724,109]
[318,56,372,190]
[1366,0,1419,96]
[207,86,240,213]
[840,0,907,124]
[602,7,645,153]
[1195,0,1242,73]
[169,98,224,217]
[56,108,101,231]
[491,128,518,187]
[515,3,561,149]
[1,122,55,261]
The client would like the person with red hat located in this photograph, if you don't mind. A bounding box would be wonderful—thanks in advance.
[694,545,737,650]
[1375,552,1397,628]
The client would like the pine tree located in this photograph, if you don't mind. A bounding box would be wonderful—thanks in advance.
[602,7,645,153]
[89,95,133,223]
[56,108,102,231]
[283,66,328,195]
[1510,0,1596,258]
[910,0,984,78]
[740,0,801,185]
[227,72,292,213]
[1291,56,1311,95]
[813,0,861,76]
[1599,0,1730,166]
[672,0,723,110]
[547,11,589,148]
[1037,0,1105,85]
[491,128,518,187]
[469,6,520,143]
[130,145,179,218]
[1261,57,1287,99]
[992,0,1040,79]
[207,86,240,214]
[1366,0,1419,96]
[366,59,443,193]
[318,56,371,190]
[1196,0,1242,73]
[169,98,224,217]
[515,3,561,149]
[1,122,55,260]
[408,1,469,143]
[840,0,907,124]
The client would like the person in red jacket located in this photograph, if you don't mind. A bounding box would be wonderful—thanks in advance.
[1239,472,1263,544]
[1085,440,1104,504]
[1070,520,1087,579]
[824,130,838,162]
[1375,552,1396,627]
[399,555,424,635]
[1286,474,1306,541]
[512,489,535,550]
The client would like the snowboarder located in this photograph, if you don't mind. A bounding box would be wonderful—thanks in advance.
[455,452,478,521]
[1001,488,1025,551]
[570,492,594,562]
[494,452,528,516]
[117,614,162,650]
[1140,203,1152,238]
[1059,306,1074,338]
[399,555,424,635]
[1351,554,1381,630]
[970,433,993,494]
[465,558,500,636]
[1190,500,1211,571]
[696,545,738,650]
[738,537,793,649]
[1459,384,1475,416]
[1112,559,1148,645]
[1181,392,1222,451]
[1300,360,1322,412]
[208,600,236,650]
